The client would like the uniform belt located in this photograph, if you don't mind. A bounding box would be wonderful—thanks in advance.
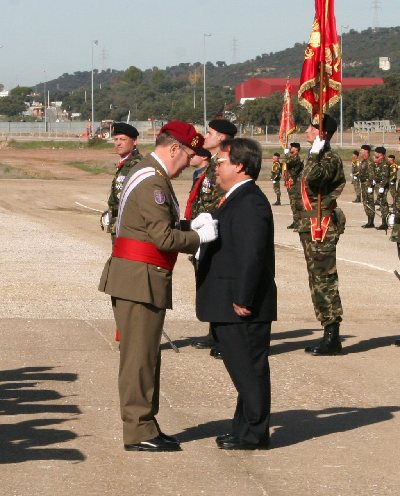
[112,237,178,271]
[300,210,333,218]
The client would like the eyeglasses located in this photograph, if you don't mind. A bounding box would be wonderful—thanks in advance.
[179,146,195,160]
[215,157,228,167]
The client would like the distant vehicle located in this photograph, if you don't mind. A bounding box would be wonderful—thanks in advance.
[94,119,114,139]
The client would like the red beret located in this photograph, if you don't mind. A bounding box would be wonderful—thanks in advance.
[159,121,200,150]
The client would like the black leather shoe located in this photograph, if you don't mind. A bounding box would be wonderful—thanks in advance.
[210,347,223,359]
[124,435,181,452]
[216,433,236,443]
[216,435,269,450]
[159,432,179,444]
[191,337,214,349]
[376,224,388,231]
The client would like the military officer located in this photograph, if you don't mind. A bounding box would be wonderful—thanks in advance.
[283,142,304,230]
[374,146,390,231]
[99,121,219,452]
[387,154,398,207]
[351,150,361,203]
[359,144,376,228]
[188,119,238,355]
[271,152,282,205]
[100,122,142,242]
[295,114,346,355]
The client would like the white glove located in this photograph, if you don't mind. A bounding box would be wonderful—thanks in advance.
[350,173,353,179]
[372,180,376,185]
[100,211,110,229]
[379,187,384,194]
[284,148,289,155]
[367,187,373,193]
[272,180,277,184]
[196,220,219,244]
[191,212,213,230]
[310,136,325,154]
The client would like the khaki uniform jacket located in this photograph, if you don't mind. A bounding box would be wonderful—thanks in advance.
[99,154,200,309]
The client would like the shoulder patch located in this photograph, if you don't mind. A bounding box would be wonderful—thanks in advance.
[154,190,166,205]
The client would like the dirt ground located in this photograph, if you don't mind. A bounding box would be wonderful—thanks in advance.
[0,145,399,496]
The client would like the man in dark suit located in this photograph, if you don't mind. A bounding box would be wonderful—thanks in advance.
[196,138,277,450]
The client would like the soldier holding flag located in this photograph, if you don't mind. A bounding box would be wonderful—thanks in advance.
[296,0,346,355]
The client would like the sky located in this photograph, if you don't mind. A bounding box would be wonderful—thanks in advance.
[0,0,398,90]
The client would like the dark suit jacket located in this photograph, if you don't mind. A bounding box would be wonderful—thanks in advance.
[196,180,277,323]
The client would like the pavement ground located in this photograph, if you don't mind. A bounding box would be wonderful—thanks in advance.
[0,157,399,496]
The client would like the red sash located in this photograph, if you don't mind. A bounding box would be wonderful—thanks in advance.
[301,178,330,242]
[112,237,178,271]
[184,172,206,220]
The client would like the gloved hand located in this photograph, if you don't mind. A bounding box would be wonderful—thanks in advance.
[284,148,289,155]
[310,136,325,154]
[196,220,219,244]
[367,187,373,193]
[372,180,376,185]
[272,180,277,184]
[379,187,384,194]
[191,212,213,230]
[100,211,110,230]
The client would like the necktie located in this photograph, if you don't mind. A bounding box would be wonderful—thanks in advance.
[217,195,226,208]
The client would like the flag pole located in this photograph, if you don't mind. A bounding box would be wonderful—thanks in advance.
[316,0,328,241]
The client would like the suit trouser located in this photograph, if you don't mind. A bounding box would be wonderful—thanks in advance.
[213,322,271,444]
[112,297,165,444]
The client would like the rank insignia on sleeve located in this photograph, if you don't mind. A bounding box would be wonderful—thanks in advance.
[154,190,166,205]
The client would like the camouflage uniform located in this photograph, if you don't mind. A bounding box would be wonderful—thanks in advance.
[284,155,304,227]
[295,145,346,327]
[271,159,282,204]
[189,156,224,218]
[106,149,143,238]
[390,181,400,246]
[388,161,398,206]
[351,158,361,200]
[374,159,390,224]
[358,156,375,221]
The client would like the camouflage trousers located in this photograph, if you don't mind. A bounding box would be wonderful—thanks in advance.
[299,231,343,327]
[287,184,300,226]
[376,189,389,222]
[272,181,281,200]
[352,178,361,198]
[389,182,397,206]
[360,182,375,219]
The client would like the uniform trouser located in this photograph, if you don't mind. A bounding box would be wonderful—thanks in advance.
[377,189,389,222]
[287,184,299,225]
[273,182,281,200]
[389,183,397,205]
[112,297,166,444]
[352,178,361,197]
[213,322,271,444]
[299,231,343,327]
[361,182,375,219]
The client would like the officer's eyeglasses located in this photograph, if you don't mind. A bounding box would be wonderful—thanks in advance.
[215,157,228,166]
[180,146,195,160]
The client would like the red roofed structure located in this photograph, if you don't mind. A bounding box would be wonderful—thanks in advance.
[235,77,384,103]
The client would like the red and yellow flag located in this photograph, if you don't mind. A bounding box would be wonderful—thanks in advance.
[298,0,342,122]
[279,79,296,148]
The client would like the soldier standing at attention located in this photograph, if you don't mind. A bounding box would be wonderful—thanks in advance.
[283,142,304,230]
[296,114,346,355]
[359,144,376,228]
[188,119,238,355]
[374,146,390,231]
[101,122,142,242]
[387,154,398,207]
[271,152,282,205]
[100,122,143,343]
[99,121,218,452]
[351,150,361,203]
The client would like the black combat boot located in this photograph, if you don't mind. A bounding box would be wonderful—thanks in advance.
[273,198,281,206]
[376,223,388,231]
[352,195,361,203]
[287,222,295,229]
[305,322,342,355]
[362,216,375,228]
